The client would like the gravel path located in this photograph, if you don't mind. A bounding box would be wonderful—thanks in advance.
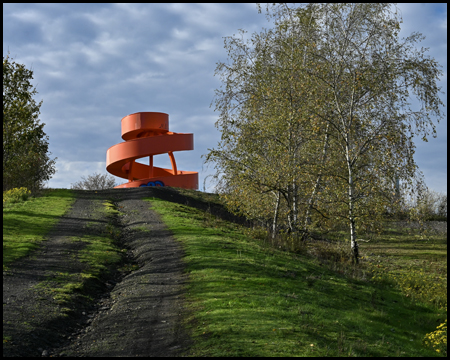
[3,188,190,357]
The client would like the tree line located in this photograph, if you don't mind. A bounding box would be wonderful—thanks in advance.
[204,3,445,263]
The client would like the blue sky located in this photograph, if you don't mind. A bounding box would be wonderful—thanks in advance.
[3,3,447,193]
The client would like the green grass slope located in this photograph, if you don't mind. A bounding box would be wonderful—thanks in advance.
[2,188,445,356]
[148,195,446,357]
[3,189,76,270]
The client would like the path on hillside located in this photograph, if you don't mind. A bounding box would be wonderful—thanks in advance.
[3,188,191,357]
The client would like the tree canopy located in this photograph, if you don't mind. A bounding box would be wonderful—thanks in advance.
[205,3,445,263]
[3,54,56,192]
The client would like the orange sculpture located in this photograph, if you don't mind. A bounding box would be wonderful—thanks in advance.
[106,112,198,189]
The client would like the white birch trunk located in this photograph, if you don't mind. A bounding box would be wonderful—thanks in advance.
[304,124,330,229]
[347,153,359,264]
[272,191,281,240]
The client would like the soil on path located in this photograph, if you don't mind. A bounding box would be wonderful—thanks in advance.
[3,187,191,357]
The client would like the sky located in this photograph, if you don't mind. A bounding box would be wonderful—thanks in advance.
[3,3,447,194]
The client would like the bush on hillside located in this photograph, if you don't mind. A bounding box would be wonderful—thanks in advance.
[70,172,117,190]
[3,187,31,206]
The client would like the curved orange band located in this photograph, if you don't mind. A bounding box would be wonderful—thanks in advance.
[106,112,198,189]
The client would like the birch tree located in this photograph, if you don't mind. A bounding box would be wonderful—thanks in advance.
[206,3,444,263]
[263,3,445,262]
[205,12,326,237]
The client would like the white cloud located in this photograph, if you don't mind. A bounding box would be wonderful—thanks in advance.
[94,32,128,57]
[172,27,190,40]
[9,8,46,24]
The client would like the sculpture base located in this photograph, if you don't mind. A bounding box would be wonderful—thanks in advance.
[114,171,198,189]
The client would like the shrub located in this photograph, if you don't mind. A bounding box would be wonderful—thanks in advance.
[423,316,447,355]
[370,264,447,355]
[3,187,31,206]
[408,189,447,221]
[306,240,373,280]
[70,172,117,190]
[370,266,447,309]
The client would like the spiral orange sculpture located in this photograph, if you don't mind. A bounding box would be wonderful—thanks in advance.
[106,112,198,189]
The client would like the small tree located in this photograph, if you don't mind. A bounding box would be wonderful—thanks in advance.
[71,172,117,190]
[3,54,57,193]
[437,194,447,219]
[410,188,447,221]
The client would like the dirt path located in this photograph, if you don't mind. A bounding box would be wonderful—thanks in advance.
[3,188,190,357]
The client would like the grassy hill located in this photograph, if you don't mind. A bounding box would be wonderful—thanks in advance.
[3,187,447,356]
[148,191,446,356]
